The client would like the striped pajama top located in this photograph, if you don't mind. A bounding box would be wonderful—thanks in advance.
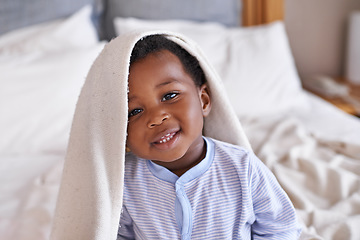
[118,137,301,239]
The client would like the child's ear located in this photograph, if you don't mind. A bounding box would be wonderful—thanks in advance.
[126,146,131,153]
[199,84,211,117]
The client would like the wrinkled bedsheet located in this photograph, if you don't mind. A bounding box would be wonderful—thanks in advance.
[242,113,360,240]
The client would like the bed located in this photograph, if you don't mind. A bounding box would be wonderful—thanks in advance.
[1,0,360,239]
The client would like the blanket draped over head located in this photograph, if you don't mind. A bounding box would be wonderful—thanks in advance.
[50,30,251,240]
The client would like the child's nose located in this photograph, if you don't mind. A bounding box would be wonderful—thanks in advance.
[147,111,170,128]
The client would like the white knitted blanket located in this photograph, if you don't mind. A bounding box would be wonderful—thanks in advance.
[50,31,251,239]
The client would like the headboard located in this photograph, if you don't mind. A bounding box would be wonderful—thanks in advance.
[0,0,284,38]
[242,0,284,26]
[0,0,102,36]
[102,0,284,39]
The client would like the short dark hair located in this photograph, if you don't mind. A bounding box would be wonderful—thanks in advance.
[130,34,206,87]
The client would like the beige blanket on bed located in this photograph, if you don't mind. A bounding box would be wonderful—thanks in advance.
[50,30,251,239]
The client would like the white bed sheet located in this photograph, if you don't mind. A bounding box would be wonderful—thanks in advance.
[241,94,360,240]
[292,92,360,145]
[0,154,63,240]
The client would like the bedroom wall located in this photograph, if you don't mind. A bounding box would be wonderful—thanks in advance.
[284,0,360,81]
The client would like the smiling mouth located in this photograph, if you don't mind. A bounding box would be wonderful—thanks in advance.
[156,132,177,144]
[152,130,180,150]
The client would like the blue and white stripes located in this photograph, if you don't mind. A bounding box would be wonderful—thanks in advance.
[118,137,301,239]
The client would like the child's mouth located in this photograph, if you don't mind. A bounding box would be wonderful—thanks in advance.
[158,132,176,144]
[153,131,179,150]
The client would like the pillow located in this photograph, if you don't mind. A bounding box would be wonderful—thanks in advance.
[0,42,105,154]
[114,18,309,117]
[103,0,240,39]
[0,5,98,66]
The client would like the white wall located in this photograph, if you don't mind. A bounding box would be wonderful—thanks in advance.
[284,0,360,81]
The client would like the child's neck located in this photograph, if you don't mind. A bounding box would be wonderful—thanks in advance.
[153,138,207,177]
[171,150,205,177]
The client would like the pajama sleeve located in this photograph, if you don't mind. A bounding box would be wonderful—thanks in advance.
[117,205,135,240]
[248,152,302,239]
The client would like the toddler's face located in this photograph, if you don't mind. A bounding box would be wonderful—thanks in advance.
[127,50,210,170]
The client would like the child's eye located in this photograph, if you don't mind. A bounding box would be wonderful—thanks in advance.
[161,92,178,102]
[128,108,143,118]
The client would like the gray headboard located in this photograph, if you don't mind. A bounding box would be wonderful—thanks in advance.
[102,0,241,40]
[0,0,102,36]
[0,0,241,40]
